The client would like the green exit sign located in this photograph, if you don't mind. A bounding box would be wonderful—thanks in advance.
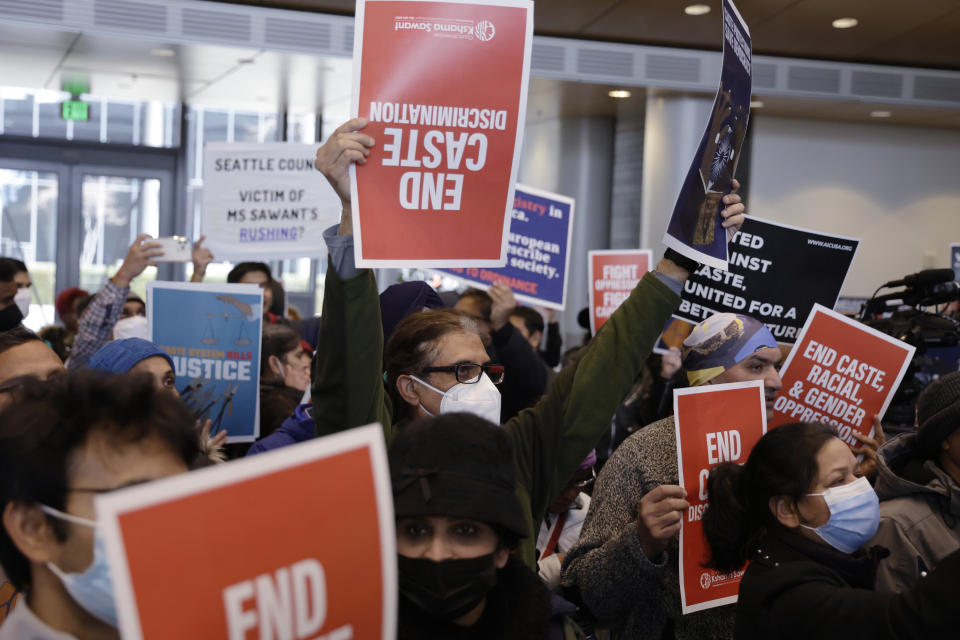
[61,100,89,121]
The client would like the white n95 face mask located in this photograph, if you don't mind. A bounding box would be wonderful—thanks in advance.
[113,314,151,341]
[14,287,31,318]
[410,373,502,426]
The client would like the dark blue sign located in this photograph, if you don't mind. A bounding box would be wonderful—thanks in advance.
[664,0,752,271]
[438,184,575,309]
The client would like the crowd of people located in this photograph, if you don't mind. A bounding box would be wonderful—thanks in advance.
[0,116,958,639]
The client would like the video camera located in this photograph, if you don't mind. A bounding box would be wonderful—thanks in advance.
[860,268,960,428]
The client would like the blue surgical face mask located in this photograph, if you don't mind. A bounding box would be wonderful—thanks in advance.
[800,476,880,554]
[40,505,118,627]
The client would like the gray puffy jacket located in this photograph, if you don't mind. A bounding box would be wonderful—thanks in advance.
[870,432,960,593]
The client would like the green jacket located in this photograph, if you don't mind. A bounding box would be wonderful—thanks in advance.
[312,263,679,568]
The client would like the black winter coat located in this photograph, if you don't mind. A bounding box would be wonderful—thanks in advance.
[734,528,960,640]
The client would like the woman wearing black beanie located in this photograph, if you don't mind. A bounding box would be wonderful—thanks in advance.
[390,413,583,639]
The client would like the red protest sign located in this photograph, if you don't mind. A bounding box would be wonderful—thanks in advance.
[96,425,395,640]
[350,0,533,268]
[674,380,766,614]
[771,304,915,446]
[587,250,652,334]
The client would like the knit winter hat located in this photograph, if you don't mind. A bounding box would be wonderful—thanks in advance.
[380,282,445,343]
[87,338,174,374]
[389,412,529,540]
[916,371,960,459]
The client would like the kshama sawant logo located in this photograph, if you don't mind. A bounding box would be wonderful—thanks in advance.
[393,15,495,41]
[474,20,495,41]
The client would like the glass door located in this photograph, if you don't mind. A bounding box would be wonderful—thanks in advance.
[0,161,66,331]
[0,156,175,332]
[71,164,176,302]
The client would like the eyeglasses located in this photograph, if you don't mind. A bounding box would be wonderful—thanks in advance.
[419,363,505,385]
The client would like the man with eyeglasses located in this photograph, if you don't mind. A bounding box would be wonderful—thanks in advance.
[454,283,550,422]
[0,372,199,639]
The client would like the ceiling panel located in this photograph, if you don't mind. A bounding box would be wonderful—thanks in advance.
[748,0,960,63]
[208,0,960,70]
[859,7,960,68]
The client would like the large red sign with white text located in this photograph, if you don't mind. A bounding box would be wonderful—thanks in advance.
[96,426,395,640]
[771,304,915,445]
[350,0,533,267]
[588,250,652,334]
[675,381,766,614]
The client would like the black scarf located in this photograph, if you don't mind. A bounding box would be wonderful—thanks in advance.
[397,555,553,640]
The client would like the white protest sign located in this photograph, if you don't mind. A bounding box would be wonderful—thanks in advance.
[202,142,340,259]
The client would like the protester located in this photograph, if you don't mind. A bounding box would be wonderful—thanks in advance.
[0,327,64,410]
[595,348,684,470]
[188,235,214,284]
[87,338,177,394]
[37,326,70,362]
[454,285,550,422]
[245,403,314,456]
[380,281,445,344]
[268,280,286,318]
[259,323,311,439]
[510,306,562,368]
[391,413,585,638]
[561,312,784,639]
[66,235,163,369]
[0,258,31,332]
[226,262,279,323]
[870,371,960,592]
[8,259,30,291]
[310,117,745,571]
[86,338,227,463]
[0,373,200,639]
[55,288,90,338]
[702,422,960,639]
[536,452,595,593]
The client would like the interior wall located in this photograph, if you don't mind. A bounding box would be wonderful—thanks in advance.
[749,116,960,297]
[517,116,615,347]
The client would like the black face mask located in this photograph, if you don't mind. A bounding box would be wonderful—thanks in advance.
[398,554,498,621]
[0,303,23,332]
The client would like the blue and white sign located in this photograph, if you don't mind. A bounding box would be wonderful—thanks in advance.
[147,281,263,443]
[202,142,341,259]
[437,184,575,309]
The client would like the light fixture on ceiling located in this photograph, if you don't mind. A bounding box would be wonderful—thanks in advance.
[684,4,711,16]
[870,110,892,118]
[832,17,858,29]
[608,89,632,99]
[750,100,764,108]
[150,48,175,57]
[237,57,256,65]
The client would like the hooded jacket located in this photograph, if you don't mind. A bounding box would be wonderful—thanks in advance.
[734,527,960,640]
[870,432,960,593]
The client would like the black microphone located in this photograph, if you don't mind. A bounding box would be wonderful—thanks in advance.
[884,269,956,288]
[874,282,960,308]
